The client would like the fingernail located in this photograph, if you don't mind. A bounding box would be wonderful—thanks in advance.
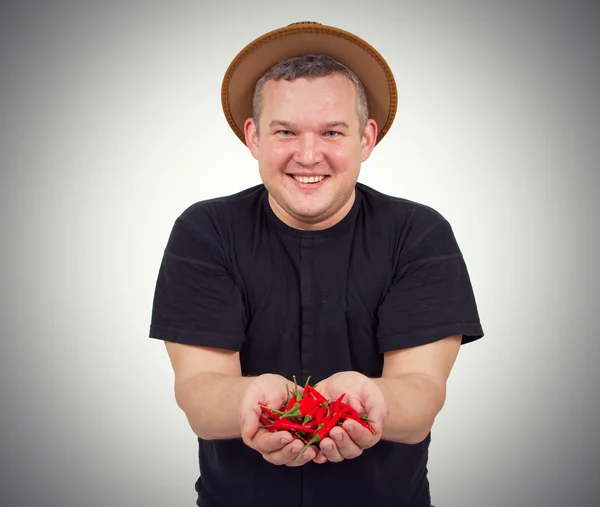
[323,444,333,451]
[332,432,342,441]
[280,436,291,445]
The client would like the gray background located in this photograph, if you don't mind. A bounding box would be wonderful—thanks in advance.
[1,1,598,506]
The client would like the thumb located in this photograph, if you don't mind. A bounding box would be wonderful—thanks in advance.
[239,389,261,438]
[367,405,384,431]
[364,390,386,432]
[240,407,260,438]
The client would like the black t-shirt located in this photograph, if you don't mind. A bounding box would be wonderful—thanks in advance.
[149,182,484,507]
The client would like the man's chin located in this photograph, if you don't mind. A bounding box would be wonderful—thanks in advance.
[288,207,329,222]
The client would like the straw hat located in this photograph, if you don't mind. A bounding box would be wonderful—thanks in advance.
[221,21,397,145]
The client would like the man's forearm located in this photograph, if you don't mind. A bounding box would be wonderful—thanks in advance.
[175,372,254,440]
[373,373,446,444]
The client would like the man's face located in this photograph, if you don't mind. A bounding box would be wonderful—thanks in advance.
[244,73,377,230]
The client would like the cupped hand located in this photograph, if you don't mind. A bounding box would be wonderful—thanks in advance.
[311,371,387,464]
[239,374,319,466]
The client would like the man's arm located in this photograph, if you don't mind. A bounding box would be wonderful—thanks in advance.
[165,341,320,465]
[165,341,252,440]
[374,334,462,444]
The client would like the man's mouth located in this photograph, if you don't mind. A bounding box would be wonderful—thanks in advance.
[290,175,327,184]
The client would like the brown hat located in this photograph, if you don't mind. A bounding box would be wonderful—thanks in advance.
[221,21,398,146]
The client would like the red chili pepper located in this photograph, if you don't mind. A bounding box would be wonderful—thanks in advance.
[258,402,286,415]
[336,402,376,434]
[314,406,327,425]
[259,406,282,419]
[304,419,318,430]
[299,403,320,426]
[283,396,297,413]
[332,393,345,414]
[356,419,376,434]
[294,411,344,462]
[320,412,344,437]
[340,402,362,421]
[305,385,327,404]
[309,403,321,418]
[298,397,319,418]
[259,415,277,432]
[273,419,316,433]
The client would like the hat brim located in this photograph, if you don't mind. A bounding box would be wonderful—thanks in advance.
[221,22,397,146]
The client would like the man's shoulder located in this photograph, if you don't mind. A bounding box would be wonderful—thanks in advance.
[357,182,448,230]
[177,184,265,228]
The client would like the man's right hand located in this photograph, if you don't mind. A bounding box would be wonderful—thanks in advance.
[239,374,319,466]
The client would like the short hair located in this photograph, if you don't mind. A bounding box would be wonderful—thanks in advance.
[252,54,369,135]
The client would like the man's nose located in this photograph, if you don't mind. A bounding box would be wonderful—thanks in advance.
[293,134,324,166]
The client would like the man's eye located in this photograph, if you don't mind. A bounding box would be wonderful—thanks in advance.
[277,130,294,136]
[324,131,340,137]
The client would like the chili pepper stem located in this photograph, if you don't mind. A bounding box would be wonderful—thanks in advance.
[293,375,299,399]
[294,435,320,462]
[280,410,301,420]
[260,407,285,415]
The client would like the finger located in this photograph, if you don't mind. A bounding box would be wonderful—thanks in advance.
[319,435,345,463]
[312,449,328,465]
[239,392,263,440]
[286,444,318,467]
[262,440,316,467]
[348,397,366,415]
[363,388,386,431]
[252,429,294,455]
[366,405,385,434]
[240,408,261,444]
[342,419,377,449]
[327,425,363,460]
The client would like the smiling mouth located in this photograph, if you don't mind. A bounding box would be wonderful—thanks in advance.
[289,175,328,184]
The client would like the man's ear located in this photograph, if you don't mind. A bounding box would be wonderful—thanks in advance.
[244,118,259,160]
[361,119,378,162]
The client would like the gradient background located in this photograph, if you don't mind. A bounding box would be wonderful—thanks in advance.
[1,1,598,506]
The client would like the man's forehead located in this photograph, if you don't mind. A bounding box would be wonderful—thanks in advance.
[261,78,356,110]
[260,74,357,102]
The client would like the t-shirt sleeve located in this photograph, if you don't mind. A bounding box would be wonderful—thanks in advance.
[377,215,484,352]
[149,209,246,351]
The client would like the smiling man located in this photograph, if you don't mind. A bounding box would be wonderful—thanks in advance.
[246,65,376,230]
[149,22,484,507]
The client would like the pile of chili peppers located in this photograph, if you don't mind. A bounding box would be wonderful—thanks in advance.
[258,376,375,462]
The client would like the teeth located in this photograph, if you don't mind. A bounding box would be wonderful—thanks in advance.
[293,175,325,184]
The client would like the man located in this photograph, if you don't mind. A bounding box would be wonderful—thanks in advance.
[150,22,484,507]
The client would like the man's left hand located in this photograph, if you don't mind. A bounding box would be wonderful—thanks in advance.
[311,371,387,464]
